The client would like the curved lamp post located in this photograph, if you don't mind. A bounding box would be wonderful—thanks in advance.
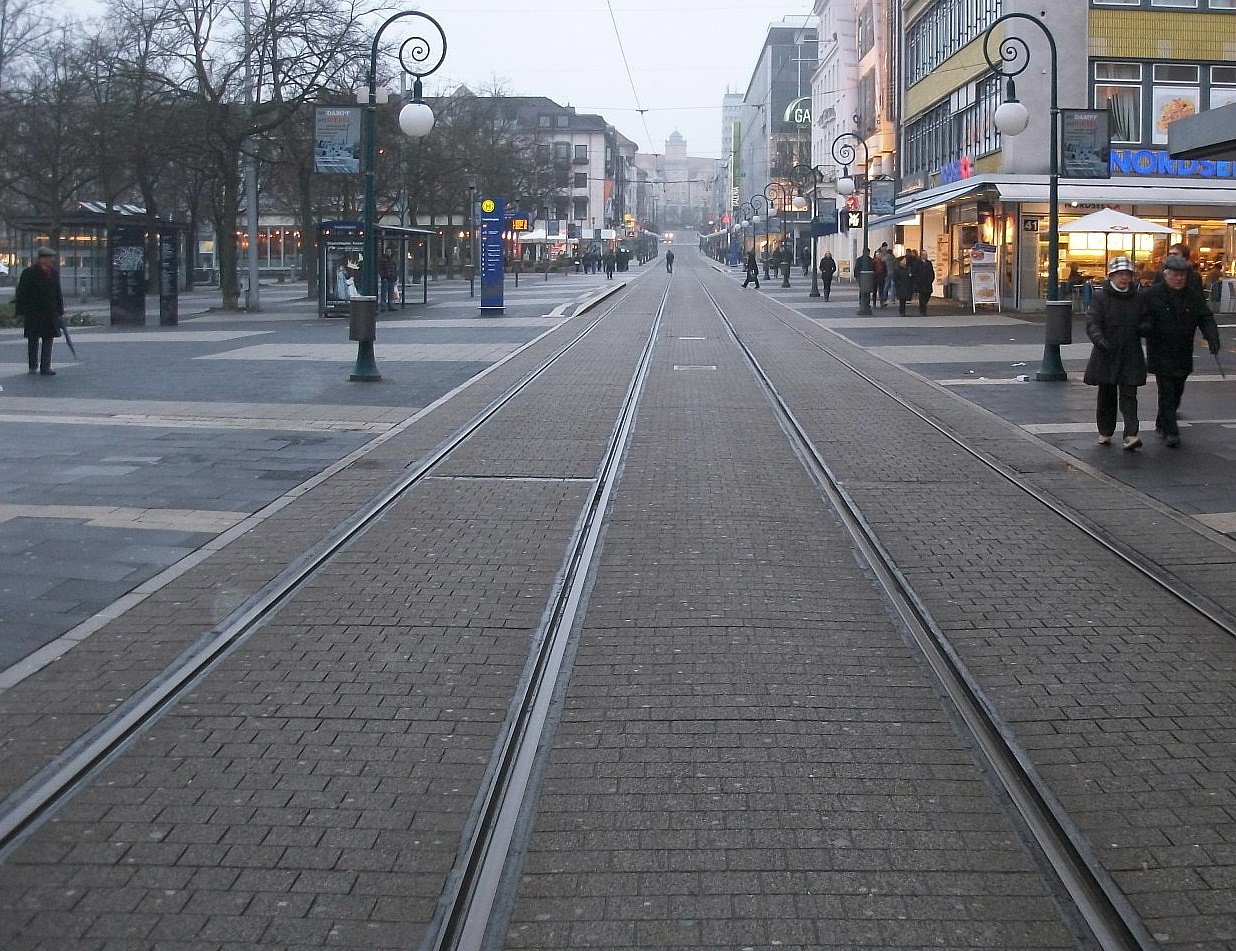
[984,13,1067,381]
[747,195,768,271]
[352,10,446,381]
[832,132,871,314]
[793,164,828,297]
[763,181,794,287]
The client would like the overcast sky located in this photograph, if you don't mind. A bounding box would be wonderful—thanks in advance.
[411,1,815,159]
[65,0,812,160]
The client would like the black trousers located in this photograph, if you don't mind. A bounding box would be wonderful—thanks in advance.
[1096,383,1139,438]
[742,270,760,288]
[1154,374,1188,437]
[27,336,54,373]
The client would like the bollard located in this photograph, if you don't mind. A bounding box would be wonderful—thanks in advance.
[1036,300,1073,381]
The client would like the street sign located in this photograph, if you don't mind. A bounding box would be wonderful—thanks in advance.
[510,217,531,232]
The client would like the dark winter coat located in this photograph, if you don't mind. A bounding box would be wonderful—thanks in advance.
[378,253,397,281]
[915,257,936,294]
[14,262,64,340]
[818,256,837,280]
[1083,282,1149,387]
[1143,280,1220,378]
[892,260,914,300]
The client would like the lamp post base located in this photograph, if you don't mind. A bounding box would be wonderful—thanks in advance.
[349,341,382,382]
[1035,343,1068,381]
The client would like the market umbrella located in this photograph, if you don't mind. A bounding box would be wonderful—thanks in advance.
[1058,208,1175,234]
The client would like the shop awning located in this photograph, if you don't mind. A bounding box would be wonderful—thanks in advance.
[995,179,1236,208]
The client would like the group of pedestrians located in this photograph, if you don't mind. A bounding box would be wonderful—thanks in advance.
[1083,249,1221,450]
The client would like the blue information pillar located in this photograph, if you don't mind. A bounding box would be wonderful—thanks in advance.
[479,197,505,314]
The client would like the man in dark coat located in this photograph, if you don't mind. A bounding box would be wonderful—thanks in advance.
[854,247,875,312]
[15,246,65,376]
[1144,254,1221,448]
[1084,256,1150,449]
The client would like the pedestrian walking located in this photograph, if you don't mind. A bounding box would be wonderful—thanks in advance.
[799,245,810,276]
[741,251,760,289]
[855,247,875,312]
[15,246,65,376]
[878,243,897,308]
[603,251,615,279]
[818,251,836,300]
[378,246,398,311]
[1144,254,1221,448]
[893,254,915,316]
[665,249,674,274]
[1152,243,1205,295]
[1083,256,1151,450]
[915,253,936,316]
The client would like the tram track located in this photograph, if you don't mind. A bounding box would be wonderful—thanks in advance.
[697,277,1155,950]
[3,252,1232,948]
[0,277,661,865]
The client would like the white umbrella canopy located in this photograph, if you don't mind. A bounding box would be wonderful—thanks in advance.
[1059,208,1175,234]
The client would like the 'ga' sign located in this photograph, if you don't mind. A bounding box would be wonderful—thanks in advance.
[783,96,811,127]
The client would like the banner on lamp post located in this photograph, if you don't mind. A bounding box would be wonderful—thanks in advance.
[313,108,362,174]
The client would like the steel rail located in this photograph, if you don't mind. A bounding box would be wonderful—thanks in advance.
[426,280,672,951]
[698,276,1156,951]
[0,284,644,862]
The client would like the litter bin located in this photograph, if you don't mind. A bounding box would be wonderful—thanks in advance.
[1044,299,1073,345]
[857,270,875,314]
[349,295,378,342]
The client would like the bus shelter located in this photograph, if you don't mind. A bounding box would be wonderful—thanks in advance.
[317,221,439,317]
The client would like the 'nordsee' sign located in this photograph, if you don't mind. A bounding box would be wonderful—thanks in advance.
[1111,149,1235,179]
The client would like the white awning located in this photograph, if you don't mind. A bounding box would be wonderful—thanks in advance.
[995,178,1236,208]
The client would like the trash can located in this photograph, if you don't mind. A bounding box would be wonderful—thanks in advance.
[348,296,378,342]
[1044,300,1073,345]
[857,270,875,313]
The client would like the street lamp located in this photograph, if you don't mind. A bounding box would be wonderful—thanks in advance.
[832,132,871,314]
[763,181,793,287]
[792,164,828,297]
[984,13,1068,381]
[352,10,446,382]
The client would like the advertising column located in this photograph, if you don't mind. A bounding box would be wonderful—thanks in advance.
[109,226,147,326]
[479,197,505,314]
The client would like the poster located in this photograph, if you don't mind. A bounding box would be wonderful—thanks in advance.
[109,226,147,326]
[1151,87,1200,145]
[314,107,361,173]
[969,243,1000,311]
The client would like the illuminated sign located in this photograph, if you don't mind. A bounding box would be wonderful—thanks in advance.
[1111,149,1236,178]
[510,217,531,231]
[783,96,811,126]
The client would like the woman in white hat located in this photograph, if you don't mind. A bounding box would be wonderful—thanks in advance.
[1083,255,1151,449]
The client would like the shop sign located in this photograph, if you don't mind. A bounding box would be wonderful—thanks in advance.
[939,156,973,185]
[1111,149,1236,179]
[869,179,896,217]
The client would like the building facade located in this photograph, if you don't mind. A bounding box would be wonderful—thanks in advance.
[895,0,1236,308]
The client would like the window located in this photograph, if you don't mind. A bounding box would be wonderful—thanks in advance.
[556,115,569,128]
[538,115,551,128]
[1151,0,1198,6]
[573,172,588,188]
[553,141,570,162]
[573,197,588,221]
[1154,64,1199,83]
[574,144,588,164]
[1098,85,1143,143]
[1213,66,1236,108]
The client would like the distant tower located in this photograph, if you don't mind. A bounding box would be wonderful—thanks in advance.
[664,130,689,226]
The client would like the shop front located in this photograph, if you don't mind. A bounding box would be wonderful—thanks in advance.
[895,169,1236,311]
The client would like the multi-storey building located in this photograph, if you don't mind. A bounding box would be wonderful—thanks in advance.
[896,0,1236,308]
[732,16,819,261]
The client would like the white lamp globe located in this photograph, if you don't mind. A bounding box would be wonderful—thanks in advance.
[399,101,436,138]
[836,176,855,196]
[993,100,1030,136]
[791,196,809,212]
[752,214,762,226]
